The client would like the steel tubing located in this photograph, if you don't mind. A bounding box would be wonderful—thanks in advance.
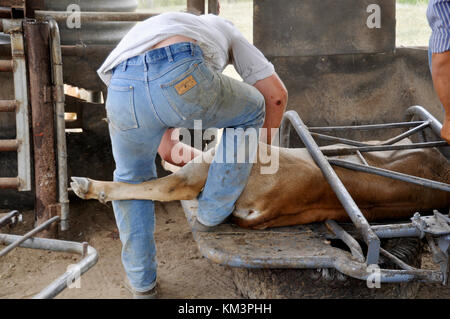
[0,100,17,112]
[280,111,381,264]
[0,139,19,151]
[0,216,60,257]
[328,158,450,192]
[0,59,13,72]
[47,17,70,231]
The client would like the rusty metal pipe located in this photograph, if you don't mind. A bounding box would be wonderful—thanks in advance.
[25,21,59,238]
[35,11,158,22]
[0,100,17,112]
[0,139,19,151]
[0,59,13,72]
[187,0,205,14]
[208,0,219,14]
[0,177,20,189]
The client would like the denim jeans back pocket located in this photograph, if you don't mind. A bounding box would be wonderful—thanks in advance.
[160,62,219,121]
[106,84,139,131]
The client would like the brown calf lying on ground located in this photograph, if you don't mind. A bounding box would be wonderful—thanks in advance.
[70,139,450,229]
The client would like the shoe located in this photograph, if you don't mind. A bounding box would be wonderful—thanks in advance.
[191,217,218,232]
[124,277,157,299]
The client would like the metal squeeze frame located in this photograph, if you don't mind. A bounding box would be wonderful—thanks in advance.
[0,211,98,299]
[279,105,450,285]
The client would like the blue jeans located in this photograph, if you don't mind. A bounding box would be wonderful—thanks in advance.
[106,42,265,291]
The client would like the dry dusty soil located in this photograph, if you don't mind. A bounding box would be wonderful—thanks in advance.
[0,199,449,299]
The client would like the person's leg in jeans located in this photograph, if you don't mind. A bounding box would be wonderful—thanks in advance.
[106,60,166,293]
[196,71,266,226]
[155,54,266,227]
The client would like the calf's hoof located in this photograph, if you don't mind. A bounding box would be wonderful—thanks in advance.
[70,176,91,200]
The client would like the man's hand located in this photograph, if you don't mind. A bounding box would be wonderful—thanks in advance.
[431,51,450,143]
[253,73,288,144]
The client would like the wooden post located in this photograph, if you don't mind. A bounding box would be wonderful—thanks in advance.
[24,20,59,238]
[187,0,205,15]
[208,0,219,15]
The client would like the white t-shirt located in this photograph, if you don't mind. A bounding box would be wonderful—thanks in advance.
[97,12,275,86]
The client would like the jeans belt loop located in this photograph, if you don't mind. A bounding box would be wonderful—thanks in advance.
[122,59,127,72]
[165,46,173,62]
[190,42,195,56]
[143,53,148,72]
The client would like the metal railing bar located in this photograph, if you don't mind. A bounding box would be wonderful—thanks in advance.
[0,59,13,72]
[381,120,431,145]
[0,216,60,257]
[36,10,158,22]
[0,177,20,189]
[309,121,426,133]
[310,132,370,147]
[356,150,369,165]
[47,17,70,231]
[370,223,422,238]
[0,100,17,112]
[405,106,444,139]
[379,247,416,271]
[328,158,450,192]
[0,233,98,299]
[0,139,19,151]
[321,141,448,156]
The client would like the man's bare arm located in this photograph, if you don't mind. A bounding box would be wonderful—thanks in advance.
[158,128,202,167]
[431,51,450,143]
[253,72,288,144]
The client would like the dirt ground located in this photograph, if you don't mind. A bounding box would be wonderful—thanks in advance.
[0,199,449,299]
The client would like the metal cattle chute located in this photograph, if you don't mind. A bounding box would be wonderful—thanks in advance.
[182,105,450,287]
